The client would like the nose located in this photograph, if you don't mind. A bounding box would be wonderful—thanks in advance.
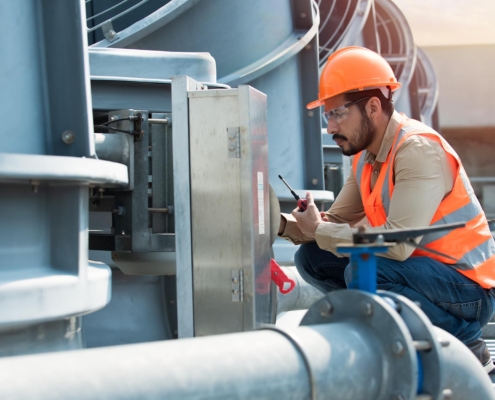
[326,119,339,135]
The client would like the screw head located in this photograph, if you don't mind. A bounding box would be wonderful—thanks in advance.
[300,12,307,18]
[312,178,318,185]
[307,111,314,117]
[392,340,405,356]
[362,302,373,316]
[61,130,75,144]
[319,299,333,317]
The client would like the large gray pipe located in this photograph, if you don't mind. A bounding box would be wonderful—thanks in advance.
[1,290,493,400]
[0,323,388,400]
[277,266,324,314]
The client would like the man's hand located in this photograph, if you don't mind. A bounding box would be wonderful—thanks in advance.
[291,192,323,239]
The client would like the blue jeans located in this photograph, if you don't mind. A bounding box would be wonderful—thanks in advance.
[294,242,495,344]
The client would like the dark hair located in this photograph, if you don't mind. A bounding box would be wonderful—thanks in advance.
[343,88,394,118]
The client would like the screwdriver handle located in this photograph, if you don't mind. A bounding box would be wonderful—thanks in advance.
[297,199,308,212]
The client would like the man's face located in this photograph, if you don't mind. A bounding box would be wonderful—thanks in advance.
[324,94,376,156]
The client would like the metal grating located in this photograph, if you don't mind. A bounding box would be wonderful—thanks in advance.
[86,0,168,44]
[374,0,416,100]
[317,0,360,67]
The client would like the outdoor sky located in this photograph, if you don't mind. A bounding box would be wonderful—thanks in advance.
[392,0,495,46]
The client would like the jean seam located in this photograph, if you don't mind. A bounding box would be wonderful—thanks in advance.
[438,299,481,321]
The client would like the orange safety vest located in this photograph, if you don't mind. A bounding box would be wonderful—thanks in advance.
[352,115,495,289]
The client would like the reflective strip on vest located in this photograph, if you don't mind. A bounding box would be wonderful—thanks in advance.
[352,115,495,288]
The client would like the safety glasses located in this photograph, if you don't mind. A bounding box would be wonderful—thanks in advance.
[323,97,371,124]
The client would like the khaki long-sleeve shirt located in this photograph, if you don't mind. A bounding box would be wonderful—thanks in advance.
[280,111,455,261]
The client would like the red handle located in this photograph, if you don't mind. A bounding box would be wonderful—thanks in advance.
[297,199,307,212]
[270,259,296,294]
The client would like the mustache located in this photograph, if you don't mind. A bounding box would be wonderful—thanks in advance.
[333,134,347,141]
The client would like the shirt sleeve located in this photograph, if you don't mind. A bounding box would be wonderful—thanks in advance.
[278,168,365,245]
[314,136,454,260]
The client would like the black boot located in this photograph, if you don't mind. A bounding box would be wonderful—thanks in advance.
[467,339,495,373]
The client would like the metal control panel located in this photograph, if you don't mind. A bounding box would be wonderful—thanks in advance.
[173,78,272,337]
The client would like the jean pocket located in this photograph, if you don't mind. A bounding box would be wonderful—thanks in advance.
[438,299,482,322]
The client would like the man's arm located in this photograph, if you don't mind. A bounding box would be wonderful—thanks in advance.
[309,136,454,259]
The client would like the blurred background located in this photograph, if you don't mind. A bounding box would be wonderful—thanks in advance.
[394,0,495,215]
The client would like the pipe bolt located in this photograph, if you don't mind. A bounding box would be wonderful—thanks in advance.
[62,130,76,144]
[319,300,333,317]
[362,302,373,316]
[392,341,405,356]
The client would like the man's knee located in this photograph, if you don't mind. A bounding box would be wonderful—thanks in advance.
[294,242,317,271]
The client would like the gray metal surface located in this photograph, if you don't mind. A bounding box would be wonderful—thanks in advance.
[94,133,133,165]
[434,327,495,400]
[0,0,95,157]
[188,86,271,335]
[83,271,175,347]
[276,267,324,314]
[90,0,201,48]
[171,76,205,338]
[151,113,175,234]
[301,290,418,400]
[0,318,83,357]
[379,291,444,399]
[0,184,112,327]
[90,0,324,195]
[0,153,128,186]
[89,48,217,83]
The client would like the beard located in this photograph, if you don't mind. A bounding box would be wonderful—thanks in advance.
[340,112,376,156]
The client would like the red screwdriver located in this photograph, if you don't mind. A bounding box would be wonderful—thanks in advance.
[278,175,308,212]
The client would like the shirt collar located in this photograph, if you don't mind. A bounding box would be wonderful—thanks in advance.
[363,110,403,164]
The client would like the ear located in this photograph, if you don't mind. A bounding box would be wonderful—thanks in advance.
[368,97,381,117]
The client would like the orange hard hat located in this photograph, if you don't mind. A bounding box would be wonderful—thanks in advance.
[307,46,401,109]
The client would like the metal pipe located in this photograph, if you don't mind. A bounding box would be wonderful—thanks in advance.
[94,133,131,165]
[433,327,495,399]
[148,118,169,125]
[277,266,324,314]
[0,323,382,400]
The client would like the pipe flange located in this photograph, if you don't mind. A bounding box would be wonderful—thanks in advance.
[378,291,444,400]
[301,290,418,400]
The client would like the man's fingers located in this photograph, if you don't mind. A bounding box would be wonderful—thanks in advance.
[320,212,329,222]
[306,191,314,205]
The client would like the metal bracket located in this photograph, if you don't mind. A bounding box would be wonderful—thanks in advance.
[227,127,240,158]
[231,270,244,302]
[101,21,119,42]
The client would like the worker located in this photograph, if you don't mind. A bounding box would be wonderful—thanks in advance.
[278,46,495,373]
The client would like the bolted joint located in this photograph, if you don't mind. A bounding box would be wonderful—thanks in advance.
[61,130,76,144]
[392,340,405,356]
[319,299,333,317]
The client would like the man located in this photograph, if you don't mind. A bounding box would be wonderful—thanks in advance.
[278,46,495,372]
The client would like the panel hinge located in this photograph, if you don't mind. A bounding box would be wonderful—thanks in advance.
[227,127,240,158]
[231,269,244,302]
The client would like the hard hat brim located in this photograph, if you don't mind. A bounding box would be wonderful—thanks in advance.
[307,99,324,110]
